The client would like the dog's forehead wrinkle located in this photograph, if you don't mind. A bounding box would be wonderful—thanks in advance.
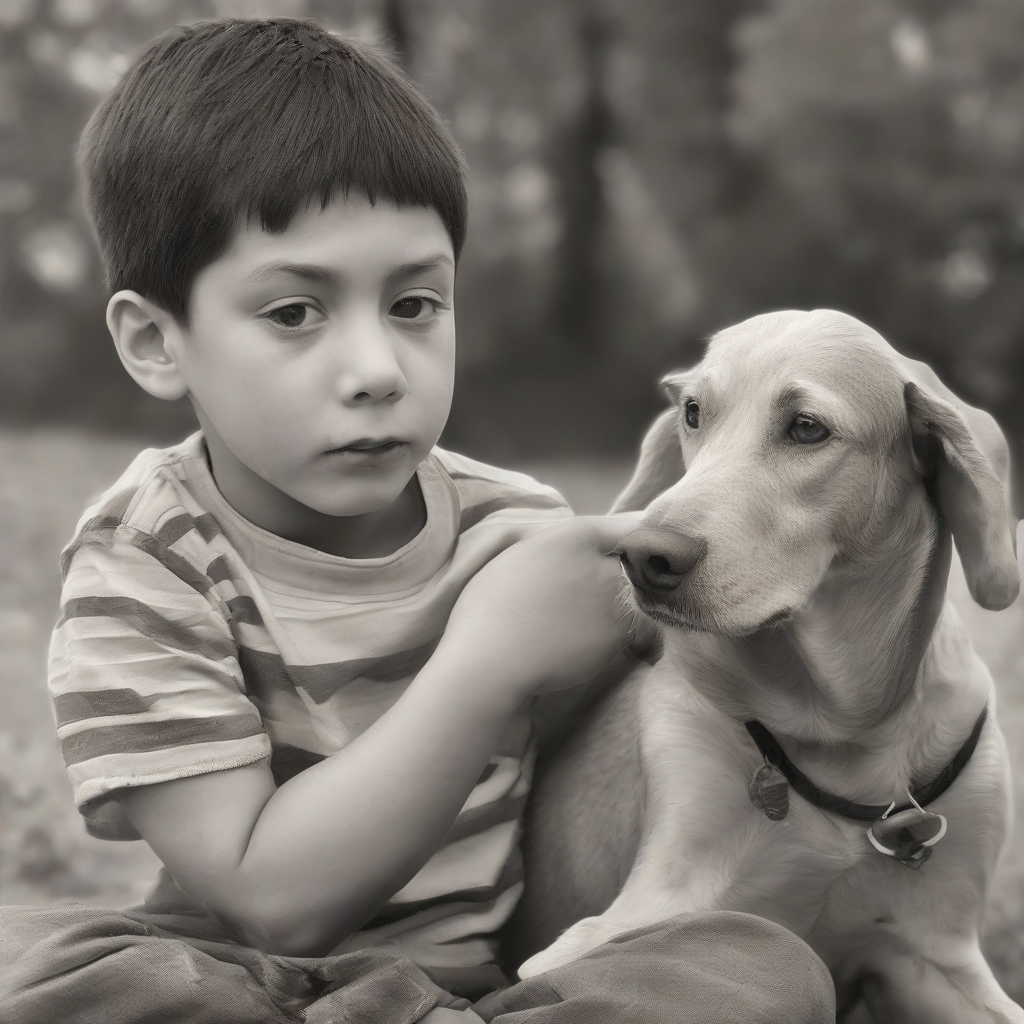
[706,312,906,407]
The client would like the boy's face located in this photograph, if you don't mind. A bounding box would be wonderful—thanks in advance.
[171,193,456,523]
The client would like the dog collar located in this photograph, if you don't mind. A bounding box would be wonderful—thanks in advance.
[743,704,988,823]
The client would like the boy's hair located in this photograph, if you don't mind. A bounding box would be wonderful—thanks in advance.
[79,18,468,324]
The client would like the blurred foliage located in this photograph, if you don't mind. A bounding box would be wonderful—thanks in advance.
[0,0,1022,477]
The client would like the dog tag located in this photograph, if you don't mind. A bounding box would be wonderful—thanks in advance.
[749,763,789,820]
[868,807,947,869]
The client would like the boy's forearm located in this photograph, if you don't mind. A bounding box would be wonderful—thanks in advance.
[210,641,526,955]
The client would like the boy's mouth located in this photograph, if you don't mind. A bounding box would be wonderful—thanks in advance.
[323,438,408,465]
[335,437,404,452]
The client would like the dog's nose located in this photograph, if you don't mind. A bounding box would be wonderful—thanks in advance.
[618,528,707,593]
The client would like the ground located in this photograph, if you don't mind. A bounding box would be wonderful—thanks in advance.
[1,429,1022,998]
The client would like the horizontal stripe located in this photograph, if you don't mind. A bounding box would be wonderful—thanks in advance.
[60,519,121,578]
[56,690,249,737]
[63,487,138,572]
[68,735,272,805]
[367,846,524,926]
[236,646,294,704]
[193,513,221,541]
[396,882,524,949]
[154,513,196,547]
[53,687,159,726]
[155,511,221,546]
[227,595,263,625]
[53,684,241,728]
[206,555,232,584]
[59,596,235,662]
[312,640,441,691]
[64,516,217,599]
[444,789,527,846]
[134,533,213,596]
[458,493,565,534]
[237,640,439,706]
[60,712,264,766]
[335,899,505,966]
[461,754,529,814]
[395,937,498,970]
[394,820,520,903]
[339,898,495,951]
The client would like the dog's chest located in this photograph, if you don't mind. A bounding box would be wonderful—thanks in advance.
[637,673,872,935]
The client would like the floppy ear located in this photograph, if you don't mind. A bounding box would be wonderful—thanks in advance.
[902,365,1019,610]
[610,407,684,513]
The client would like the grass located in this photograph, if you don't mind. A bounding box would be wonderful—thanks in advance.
[1,430,1022,998]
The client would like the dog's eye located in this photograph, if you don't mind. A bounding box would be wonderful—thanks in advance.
[685,401,700,429]
[789,414,830,444]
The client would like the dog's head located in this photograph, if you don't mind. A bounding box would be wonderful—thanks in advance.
[613,309,1019,635]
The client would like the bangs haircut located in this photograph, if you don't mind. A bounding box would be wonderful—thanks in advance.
[78,18,468,324]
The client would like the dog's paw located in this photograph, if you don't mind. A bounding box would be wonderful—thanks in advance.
[516,916,621,979]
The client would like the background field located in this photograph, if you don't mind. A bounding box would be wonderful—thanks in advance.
[1,429,1023,998]
[2,0,1024,485]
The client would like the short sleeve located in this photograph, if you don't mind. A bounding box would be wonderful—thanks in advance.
[49,537,271,840]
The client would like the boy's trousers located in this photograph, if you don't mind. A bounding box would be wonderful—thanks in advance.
[0,901,835,1023]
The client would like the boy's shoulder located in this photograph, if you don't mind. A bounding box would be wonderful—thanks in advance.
[61,432,213,574]
[431,447,571,505]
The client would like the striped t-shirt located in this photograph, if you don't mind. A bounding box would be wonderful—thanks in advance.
[48,432,571,969]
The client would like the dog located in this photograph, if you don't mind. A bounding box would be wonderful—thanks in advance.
[511,310,1023,1022]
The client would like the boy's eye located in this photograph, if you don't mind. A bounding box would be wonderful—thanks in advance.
[390,296,437,320]
[264,302,322,330]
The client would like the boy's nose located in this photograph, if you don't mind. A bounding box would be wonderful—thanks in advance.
[335,325,408,406]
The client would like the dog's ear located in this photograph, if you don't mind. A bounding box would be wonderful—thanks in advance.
[902,362,1019,610]
[610,405,684,513]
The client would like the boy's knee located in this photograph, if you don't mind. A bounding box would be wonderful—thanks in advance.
[503,910,836,1024]
[0,904,271,1024]
[640,910,836,1023]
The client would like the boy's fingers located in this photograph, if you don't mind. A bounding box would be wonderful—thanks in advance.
[578,511,646,554]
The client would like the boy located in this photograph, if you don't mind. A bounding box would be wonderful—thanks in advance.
[0,18,834,1023]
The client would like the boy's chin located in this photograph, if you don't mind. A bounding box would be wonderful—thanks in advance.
[301,470,419,520]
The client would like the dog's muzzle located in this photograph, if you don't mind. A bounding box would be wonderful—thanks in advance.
[617,527,707,597]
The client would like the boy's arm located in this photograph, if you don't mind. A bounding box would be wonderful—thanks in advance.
[117,513,641,957]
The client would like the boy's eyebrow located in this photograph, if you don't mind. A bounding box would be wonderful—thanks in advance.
[246,255,455,289]
[383,255,455,288]
[246,262,340,287]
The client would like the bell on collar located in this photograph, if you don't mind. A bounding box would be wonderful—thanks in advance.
[868,802,947,869]
[750,762,789,821]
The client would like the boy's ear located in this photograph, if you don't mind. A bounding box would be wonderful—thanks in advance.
[107,290,190,402]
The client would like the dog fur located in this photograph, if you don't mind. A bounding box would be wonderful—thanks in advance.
[511,310,1023,1023]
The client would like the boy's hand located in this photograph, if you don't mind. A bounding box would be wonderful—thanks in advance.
[439,512,644,699]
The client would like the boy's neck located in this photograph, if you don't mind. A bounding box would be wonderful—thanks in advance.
[201,429,427,560]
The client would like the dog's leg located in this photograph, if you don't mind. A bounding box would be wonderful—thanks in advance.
[515,913,632,978]
[518,673,746,979]
[516,807,739,980]
[859,948,1024,1024]
[516,879,701,978]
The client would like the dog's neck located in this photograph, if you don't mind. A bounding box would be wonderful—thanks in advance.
[663,492,991,803]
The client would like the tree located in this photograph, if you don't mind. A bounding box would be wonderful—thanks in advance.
[726,0,1024,488]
